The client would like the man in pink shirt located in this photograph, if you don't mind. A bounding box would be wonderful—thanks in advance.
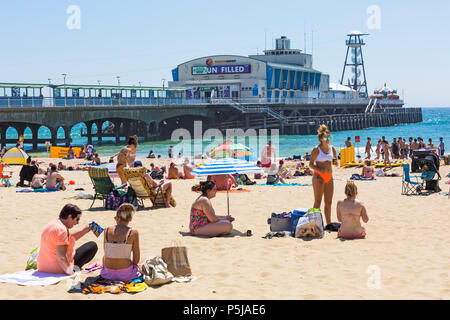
[37,204,98,275]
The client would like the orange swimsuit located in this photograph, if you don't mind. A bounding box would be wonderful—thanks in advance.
[314,145,334,184]
[314,171,333,184]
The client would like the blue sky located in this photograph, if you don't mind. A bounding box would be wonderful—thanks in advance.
[0,0,449,107]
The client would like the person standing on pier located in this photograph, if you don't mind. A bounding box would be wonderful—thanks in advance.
[309,125,338,226]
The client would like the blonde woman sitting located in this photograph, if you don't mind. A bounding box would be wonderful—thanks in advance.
[100,203,141,281]
[336,181,369,240]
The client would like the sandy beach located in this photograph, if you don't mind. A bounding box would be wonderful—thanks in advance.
[0,156,449,300]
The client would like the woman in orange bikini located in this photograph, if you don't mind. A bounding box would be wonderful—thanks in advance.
[190,181,235,237]
[309,124,338,226]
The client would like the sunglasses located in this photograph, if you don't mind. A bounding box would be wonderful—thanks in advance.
[323,136,332,141]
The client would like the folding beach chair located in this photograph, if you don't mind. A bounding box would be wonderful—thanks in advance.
[0,162,14,187]
[88,167,127,208]
[123,167,176,209]
[401,164,423,196]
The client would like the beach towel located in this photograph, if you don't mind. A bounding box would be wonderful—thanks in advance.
[77,276,147,295]
[194,189,251,194]
[350,174,376,181]
[0,270,77,286]
[257,183,312,187]
[16,188,58,193]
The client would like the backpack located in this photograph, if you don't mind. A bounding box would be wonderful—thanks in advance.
[105,190,129,210]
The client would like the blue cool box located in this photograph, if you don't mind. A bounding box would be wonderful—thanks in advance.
[290,208,308,233]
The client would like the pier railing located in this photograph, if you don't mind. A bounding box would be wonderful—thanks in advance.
[0,96,404,108]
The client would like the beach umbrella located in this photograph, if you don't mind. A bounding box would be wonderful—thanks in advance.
[209,142,253,158]
[191,158,262,215]
[1,147,29,165]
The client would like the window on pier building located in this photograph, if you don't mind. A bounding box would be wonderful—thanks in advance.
[282,70,288,89]
[296,72,303,90]
[289,71,295,90]
[274,69,281,89]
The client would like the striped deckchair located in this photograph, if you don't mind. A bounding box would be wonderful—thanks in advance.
[124,167,176,209]
[88,167,127,208]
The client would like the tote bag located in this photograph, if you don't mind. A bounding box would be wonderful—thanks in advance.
[161,243,192,277]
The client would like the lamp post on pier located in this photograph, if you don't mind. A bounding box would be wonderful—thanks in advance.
[62,73,67,105]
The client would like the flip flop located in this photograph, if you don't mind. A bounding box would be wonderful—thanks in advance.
[125,282,148,293]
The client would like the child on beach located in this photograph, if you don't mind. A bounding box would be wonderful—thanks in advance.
[337,181,369,239]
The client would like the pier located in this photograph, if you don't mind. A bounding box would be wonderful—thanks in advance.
[0,97,422,150]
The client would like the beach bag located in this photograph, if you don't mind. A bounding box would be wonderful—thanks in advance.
[267,213,291,232]
[295,208,324,238]
[126,186,138,206]
[290,208,308,234]
[141,256,173,286]
[105,189,130,210]
[161,244,192,277]
[25,246,40,271]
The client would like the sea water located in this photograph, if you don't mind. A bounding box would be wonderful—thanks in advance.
[9,107,450,159]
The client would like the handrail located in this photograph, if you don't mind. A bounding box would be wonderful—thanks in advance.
[0,96,405,108]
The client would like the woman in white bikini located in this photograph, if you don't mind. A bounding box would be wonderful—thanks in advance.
[309,125,338,226]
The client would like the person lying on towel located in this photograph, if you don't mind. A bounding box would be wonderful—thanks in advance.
[361,161,375,179]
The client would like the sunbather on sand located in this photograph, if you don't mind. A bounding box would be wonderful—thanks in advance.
[336,181,369,240]
[101,203,141,282]
[190,181,235,237]
[168,162,183,179]
[266,163,286,185]
[361,161,375,179]
[208,174,237,190]
[46,164,66,191]
[57,162,67,171]
[134,162,173,208]
[31,168,46,189]
[183,159,195,179]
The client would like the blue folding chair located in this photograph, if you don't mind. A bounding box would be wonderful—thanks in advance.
[402,164,423,195]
